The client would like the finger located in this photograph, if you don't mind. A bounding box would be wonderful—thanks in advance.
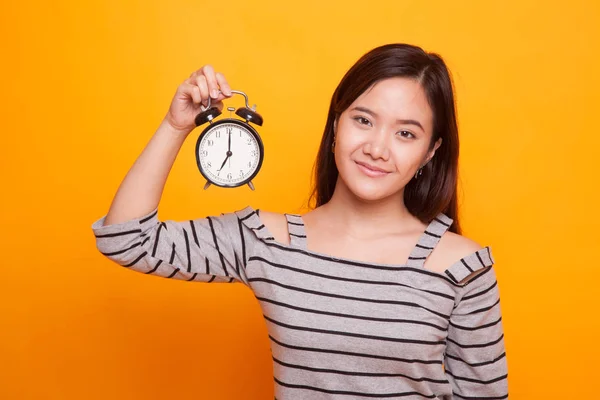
[215,72,232,96]
[201,65,220,99]
[181,82,202,105]
[194,75,210,106]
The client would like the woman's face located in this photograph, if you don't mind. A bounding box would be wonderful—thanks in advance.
[334,77,442,203]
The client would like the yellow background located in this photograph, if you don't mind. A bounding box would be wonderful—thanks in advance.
[1,0,598,398]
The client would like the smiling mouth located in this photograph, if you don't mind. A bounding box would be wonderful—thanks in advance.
[355,161,390,177]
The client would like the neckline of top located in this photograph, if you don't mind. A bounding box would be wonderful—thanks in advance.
[237,206,494,286]
[242,206,453,269]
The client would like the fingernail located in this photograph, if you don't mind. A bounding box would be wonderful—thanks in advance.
[211,89,218,98]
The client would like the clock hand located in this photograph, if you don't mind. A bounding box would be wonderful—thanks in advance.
[228,129,231,152]
[218,155,229,173]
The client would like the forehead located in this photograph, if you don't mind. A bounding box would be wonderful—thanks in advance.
[350,77,433,128]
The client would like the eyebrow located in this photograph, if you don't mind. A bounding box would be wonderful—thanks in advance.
[350,106,424,131]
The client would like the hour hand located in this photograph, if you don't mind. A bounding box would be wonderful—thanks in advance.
[218,155,229,173]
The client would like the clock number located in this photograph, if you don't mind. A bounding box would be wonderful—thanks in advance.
[239,170,244,177]
[207,161,212,168]
[248,161,252,168]
[251,150,257,157]
[227,173,232,180]
[207,139,213,146]
[247,137,252,145]
[202,150,208,156]
[227,127,232,135]
[216,131,221,138]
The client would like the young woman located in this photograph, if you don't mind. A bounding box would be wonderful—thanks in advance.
[92,43,508,399]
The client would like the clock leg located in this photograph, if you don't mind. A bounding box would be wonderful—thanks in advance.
[203,181,212,190]
[247,181,255,191]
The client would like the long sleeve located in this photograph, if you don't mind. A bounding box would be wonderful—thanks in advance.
[91,207,250,285]
[444,265,509,399]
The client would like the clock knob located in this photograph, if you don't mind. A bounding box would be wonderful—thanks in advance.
[195,107,222,126]
[235,107,263,126]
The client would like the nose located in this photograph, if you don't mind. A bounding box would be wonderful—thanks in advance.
[363,128,390,161]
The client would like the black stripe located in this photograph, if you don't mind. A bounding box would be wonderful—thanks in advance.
[249,277,451,319]
[289,233,306,238]
[207,216,229,277]
[274,377,437,398]
[208,275,216,282]
[408,256,427,260]
[465,298,500,315]
[189,220,199,246]
[453,391,508,399]
[445,269,458,283]
[260,241,461,287]
[445,369,507,385]
[101,241,141,256]
[447,333,504,349]
[450,316,502,331]
[415,243,435,250]
[169,243,176,264]
[461,258,474,273]
[183,228,191,272]
[252,224,266,231]
[424,230,441,238]
[234,254,240,277]
[272,357,449,384]
[269,335,442,365]
[139,209,158,224]
[475,250,486,267]
[146,259,162,274]
[239,210,257,221]
[255,295,448,331]
[151,223,165,257]
[141,236,150,247]
[237,218,247,269]
[205,257,210,274]
[95,228,141,238]
[462,281,498,301]
[445,351,506,367]
[166,268,179,278]
[186,273,198,281]
[123,251,147,267]
[264,236,275,240]
[434,217,451,227]
[249,256,455,301]
[264,315,446,345]
[486,246,493,263]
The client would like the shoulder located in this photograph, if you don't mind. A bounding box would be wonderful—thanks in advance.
[426,230,489,280]
[257,209,291,245]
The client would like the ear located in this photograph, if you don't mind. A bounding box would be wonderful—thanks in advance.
[333,118,337,134]
[425,138,443,164]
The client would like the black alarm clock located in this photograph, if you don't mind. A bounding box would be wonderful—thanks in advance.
[194,90,264,190]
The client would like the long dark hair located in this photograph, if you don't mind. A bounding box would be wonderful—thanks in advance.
[309,43,462,234]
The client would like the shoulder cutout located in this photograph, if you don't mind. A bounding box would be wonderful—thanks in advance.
[425,232,495,285]
[254,209,290,245]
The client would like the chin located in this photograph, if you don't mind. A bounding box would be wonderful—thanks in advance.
[342,175,398,203]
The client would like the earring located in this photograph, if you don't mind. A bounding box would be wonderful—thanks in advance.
[331,136,336,153]
[414,166,423,179]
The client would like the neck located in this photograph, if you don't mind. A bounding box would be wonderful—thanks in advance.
[320,177,418,238]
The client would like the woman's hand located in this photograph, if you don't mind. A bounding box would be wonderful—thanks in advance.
[163,65,233,136]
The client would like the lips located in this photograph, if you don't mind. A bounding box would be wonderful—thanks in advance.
[355,161,390,177]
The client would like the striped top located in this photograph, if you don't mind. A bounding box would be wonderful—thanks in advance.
[92,206,508,399]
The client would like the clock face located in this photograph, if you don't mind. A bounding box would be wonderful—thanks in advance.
[196,120,263,187]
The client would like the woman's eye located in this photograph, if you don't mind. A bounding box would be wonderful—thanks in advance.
[353,116,372,126]
[397,130,415,139]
